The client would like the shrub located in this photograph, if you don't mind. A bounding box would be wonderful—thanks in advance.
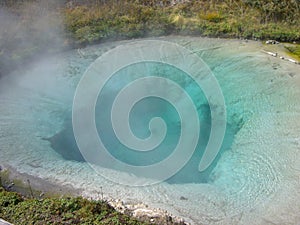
[0,187,148,225]
[199,12,224,23]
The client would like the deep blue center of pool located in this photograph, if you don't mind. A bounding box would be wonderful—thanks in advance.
[47,62,242,184]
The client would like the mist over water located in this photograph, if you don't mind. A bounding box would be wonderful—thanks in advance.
[0,0,65,77]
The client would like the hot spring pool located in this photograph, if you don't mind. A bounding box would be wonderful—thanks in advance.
[0,37,299,224]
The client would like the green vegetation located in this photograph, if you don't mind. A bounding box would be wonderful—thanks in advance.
[0,0,299,76]
[63,0,300,45]
[285,44,300,59]
[0,186,148,225]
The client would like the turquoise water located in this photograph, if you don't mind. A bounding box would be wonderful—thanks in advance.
[1,37,299,224]
[48,61,240,184]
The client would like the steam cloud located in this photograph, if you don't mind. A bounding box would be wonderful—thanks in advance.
[0,0,66,77]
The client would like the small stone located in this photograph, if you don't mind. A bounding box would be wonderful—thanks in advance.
[180,196,188,200]
[266,40,279,45]
[7,182,14,189]
[166,215,173,222]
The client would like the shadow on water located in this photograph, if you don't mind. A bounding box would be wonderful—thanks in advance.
[44,62,243,184]
[44,104,241,184]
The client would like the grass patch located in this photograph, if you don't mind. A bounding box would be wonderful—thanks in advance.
[0,186,148,225]
[285,44,300,60]
[1,0,300,76]
[62,1,300,45]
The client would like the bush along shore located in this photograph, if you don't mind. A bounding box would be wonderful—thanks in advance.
[0,0,300,76]
[0,186,147,225]
[63,0,300,45]
[0,169,187,225]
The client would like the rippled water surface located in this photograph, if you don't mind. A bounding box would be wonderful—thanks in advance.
[0,37,299,224]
